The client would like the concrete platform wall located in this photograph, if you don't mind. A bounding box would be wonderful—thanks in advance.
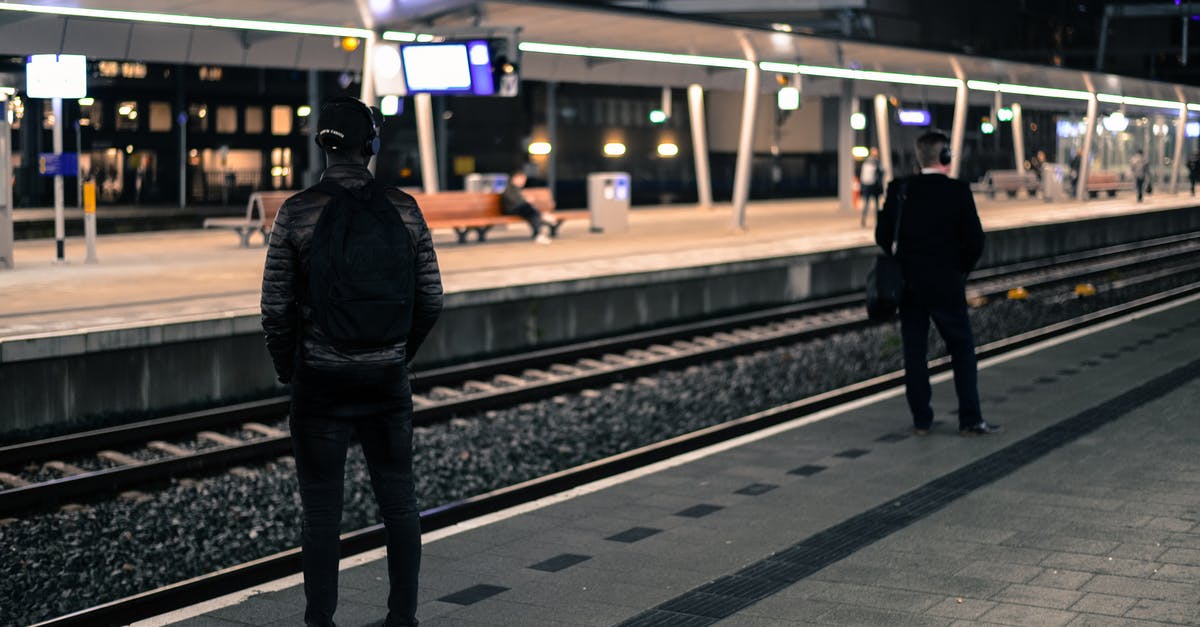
[3,204,1199,438]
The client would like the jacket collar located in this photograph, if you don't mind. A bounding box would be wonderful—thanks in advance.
[320,164,373,189]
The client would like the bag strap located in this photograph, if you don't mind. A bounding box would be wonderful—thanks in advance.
[890,180,907,257]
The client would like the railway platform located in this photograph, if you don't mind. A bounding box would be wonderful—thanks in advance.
[145,291,1200,626]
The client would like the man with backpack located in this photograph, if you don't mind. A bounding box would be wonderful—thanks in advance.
[261,96,443,627]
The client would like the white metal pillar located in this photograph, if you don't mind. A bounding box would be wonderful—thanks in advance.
[1077,95,1099,202]
[873,94,892,185]
[687,84,712,209]
[731,37,759,230]
[1011,103,1025,172]
[52,97,65,262]
[949,82,968,179]
[415,93,439,194]
[0,120,13,269]
[306,69,321,187]
[546,81,558,196]
[1171,104,1187,193]
[837,80,855,211]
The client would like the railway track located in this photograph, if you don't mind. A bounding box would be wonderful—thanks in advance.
[33,269,1200,626]
[3,234,1200,521]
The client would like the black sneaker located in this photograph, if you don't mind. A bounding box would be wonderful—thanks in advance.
[959,421,1001,436]
[912,426,932,436]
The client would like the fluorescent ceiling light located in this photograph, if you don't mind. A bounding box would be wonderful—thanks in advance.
[967,80,1092,101]
[0,3,371,38]
[383,31,417,42]
[1096,94,1183,110]
[1188,103,1200,112]
[518,41,751,70]
[762,62,961,88]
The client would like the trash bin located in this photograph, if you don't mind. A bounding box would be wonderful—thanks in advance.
[0,121,13,270]
[587,172,630,233]
[1040,163,1068,202]
[464,173,509,193]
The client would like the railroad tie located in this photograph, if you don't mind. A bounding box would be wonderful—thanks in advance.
[242,422,286,438]
[576,358,610,370]
[44,461,87,477]
[462,380,498,393]
[550,363,584,375]
[492,374,528,387]
[430,386,464,398]
[601,353,636,365]
[647,344,682,356]
[229,467,257,479]
[411,394,433,407]
[146,441,193,457]
[522,368,558,381]
[689,336,724,348]
[97,450,143,466]
[198,431,242,447]
[624,349,658,361]
[0,472,31,489]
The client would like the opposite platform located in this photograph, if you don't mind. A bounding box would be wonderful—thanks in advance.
[149,285,1200,626]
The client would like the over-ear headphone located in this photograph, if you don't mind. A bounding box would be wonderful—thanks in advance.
[939,145,952,166]
[315,96,382,156]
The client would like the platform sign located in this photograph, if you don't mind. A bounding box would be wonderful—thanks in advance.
[26,54,87,99]
[39,152,78,177]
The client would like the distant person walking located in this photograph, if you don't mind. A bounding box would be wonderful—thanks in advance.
[1130,149,1149,203]
[859,147,883,227]
[876,131,997,437]
[1188,150,1200,196]
[501,170,556,244]
[261,96,443,627]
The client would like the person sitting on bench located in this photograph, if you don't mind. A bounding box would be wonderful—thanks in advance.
[501,170,556,244]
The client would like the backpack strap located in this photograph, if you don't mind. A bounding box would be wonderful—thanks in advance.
[890,180,908,257]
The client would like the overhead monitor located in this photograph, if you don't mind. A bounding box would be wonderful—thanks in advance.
[401,40,495,96]
[897,109,931,126]
[26,54,87,99]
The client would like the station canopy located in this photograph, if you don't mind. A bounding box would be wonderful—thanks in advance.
[0,0,1196,116]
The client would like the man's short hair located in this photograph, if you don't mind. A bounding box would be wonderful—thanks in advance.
[915,131,951,167]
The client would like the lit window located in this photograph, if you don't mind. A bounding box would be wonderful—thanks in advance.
[199,66,223,81]
[149,102,172,132]
[97,61,120,77]
[216,106,237,133]
[189,104,208,132]
[270,105,292,136]
[120,62,147,79]
[116,101,138,131]
[244,106,264,135]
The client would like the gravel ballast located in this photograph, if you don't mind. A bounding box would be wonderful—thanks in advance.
[1,273,1197,625]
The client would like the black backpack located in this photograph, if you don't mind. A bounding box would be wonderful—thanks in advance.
[306,180,414,351]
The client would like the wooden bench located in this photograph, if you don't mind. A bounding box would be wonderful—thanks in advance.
[970,170,1040,199]
[414,187,588,243]
[1085,170,1134,198]
[203,190,294,247]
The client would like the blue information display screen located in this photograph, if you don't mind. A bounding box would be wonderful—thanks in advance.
[401,40,495,96]
[39,152,78,177]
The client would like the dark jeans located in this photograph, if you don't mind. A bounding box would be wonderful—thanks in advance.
[1135,176,1146,202]
[899,301,982,429]
[290,364,420,627]
[860,188,881,225]
[505,201,543,237]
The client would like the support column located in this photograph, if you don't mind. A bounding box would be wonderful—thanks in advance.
[1171,104,1187,193]
[176,65,187,208]
[873,94,892,185]
[1077,96,1099,202]
[0,120,12,270]
[837,79,855,211]
[546,81,558,195]
[1011,103,1025,172]
[52,97,65,262]
[949,81,968,179]
[415,93,439,194]
[359,31,377,173]
[306,70,321,188]
[688,84,712,208]
[731,38,759,230]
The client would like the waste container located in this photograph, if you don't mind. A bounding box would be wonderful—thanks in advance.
[1040,162,1068,202]
[464,173,509,193]
[0,121,13,270]
[587,172,630,233]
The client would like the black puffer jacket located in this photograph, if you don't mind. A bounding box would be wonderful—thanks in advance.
[260,164,443,382]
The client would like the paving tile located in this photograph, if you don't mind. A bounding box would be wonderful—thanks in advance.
[675,504,725,518]
[1159,547,1200,566]
[1081,574,1200,602]
[804,581,943,613]
[1144,517,1197,532]
[733,483,778,496]
[977,602,1077,626]
[832,448,871,459]
[922,596,997,620]
[1038,553,1160,578]
[1026,569,1094,590]
[1063,614,1166,626]
[208,596,304,624]
[528,553,591,573]
[173,617,248,627]
[604,526,664,543]
[990,583,1085,610]
[1004,533,1119,556]
[813,604,953,626]
[1104,542,1168,562]
[1122,598,1200,624]
[953,560,1042,584]
[786,464,827,477]
[876,433,910,443]
[1153,562,1200,583]
[1068,593,1138,616]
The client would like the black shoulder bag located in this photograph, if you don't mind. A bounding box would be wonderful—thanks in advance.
[865,182,906,321]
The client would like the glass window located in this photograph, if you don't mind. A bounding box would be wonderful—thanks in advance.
[189,104,208,132]
[115,101,139,131]
[79,100,101,130]
[244,106,264,135]
[149,102,172,132]
[270,105,292,136]
[216,106,237,133]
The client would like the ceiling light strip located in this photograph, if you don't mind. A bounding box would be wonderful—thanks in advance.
[517,41,752,69]
[1097,94,1185,110]
[761,61,960,88]
[966,80,1092,101]
[0,3,372,38]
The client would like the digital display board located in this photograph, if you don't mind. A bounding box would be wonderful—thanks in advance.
[401,40,495,96]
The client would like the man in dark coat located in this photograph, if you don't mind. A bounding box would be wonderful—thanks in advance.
[261,96,443,626]
[875,131,997,436]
